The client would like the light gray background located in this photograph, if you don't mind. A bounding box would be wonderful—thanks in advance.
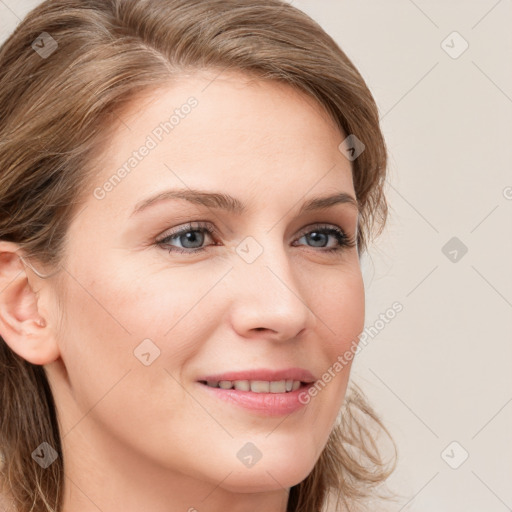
[1,1,511,511]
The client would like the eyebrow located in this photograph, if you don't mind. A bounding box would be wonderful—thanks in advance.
[130,188,360,217]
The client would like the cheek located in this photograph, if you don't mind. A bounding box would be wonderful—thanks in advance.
[307,268,365,421]
[56,258,221,395]
[53,265,205,446]
[54,259,234,466]
[314,266,365,355]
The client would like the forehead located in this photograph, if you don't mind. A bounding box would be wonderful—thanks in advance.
[85,70,354,217]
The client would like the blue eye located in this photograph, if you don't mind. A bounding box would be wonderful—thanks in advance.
[155,221,217,254]
[155,221,356,255]
[294,226,355,252]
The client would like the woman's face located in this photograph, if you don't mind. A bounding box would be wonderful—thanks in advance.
[46,70,365,501]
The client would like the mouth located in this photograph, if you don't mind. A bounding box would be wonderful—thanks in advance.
[196,372,316,416]
[195,368,317,415]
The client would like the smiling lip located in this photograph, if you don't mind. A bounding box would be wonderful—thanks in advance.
[196,367,317,416]
[198,382,314,416]
[197,368,317,383]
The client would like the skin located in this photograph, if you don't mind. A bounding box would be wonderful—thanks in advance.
[0,70,365,512]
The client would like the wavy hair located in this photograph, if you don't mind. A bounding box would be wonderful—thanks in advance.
[0,1,396,510]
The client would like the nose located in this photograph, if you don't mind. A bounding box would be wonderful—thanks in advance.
[228,237,316,342]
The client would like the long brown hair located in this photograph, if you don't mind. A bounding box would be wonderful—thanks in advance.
[0,1,396,510]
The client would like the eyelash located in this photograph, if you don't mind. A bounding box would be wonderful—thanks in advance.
[155,221,356,255]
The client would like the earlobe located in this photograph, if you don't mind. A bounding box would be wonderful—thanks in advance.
[0,241,60,366]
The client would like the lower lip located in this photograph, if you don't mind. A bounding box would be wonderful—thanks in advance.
[197,382,314,416]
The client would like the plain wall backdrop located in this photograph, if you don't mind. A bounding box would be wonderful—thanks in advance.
[1,1,511,511]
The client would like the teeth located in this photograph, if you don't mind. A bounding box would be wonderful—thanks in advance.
[269,381,286,393]
[251,380,269,393]
[204,379,304,393]
[234,380,250,391]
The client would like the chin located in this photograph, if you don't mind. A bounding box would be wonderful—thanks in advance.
[212,457,315,493]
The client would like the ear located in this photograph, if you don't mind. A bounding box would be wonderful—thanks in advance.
[0,241,60,365]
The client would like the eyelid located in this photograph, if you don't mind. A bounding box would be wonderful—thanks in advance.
[155,221,218,243]
[297,222,341,236]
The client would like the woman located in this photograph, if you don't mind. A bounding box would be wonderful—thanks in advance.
[0,1,396,511]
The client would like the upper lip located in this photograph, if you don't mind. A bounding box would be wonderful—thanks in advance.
[197,368,317,383]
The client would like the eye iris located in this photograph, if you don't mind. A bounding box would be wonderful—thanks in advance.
[307,231,328,247]
[180,230,205,248]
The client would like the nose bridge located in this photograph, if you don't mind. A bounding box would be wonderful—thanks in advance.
[229,230,314,338]
[236,229,296,290]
